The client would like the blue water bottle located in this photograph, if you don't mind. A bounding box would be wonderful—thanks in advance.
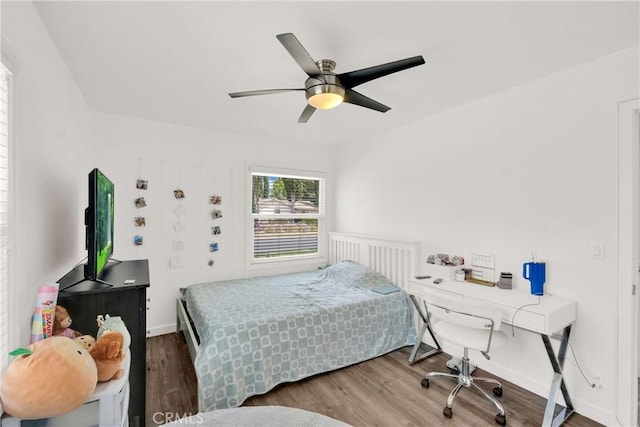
[523,261,546,296]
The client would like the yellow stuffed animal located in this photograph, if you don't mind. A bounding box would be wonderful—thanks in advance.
[0,336,97,419]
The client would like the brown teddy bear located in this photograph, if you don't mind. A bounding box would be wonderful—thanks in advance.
[90,331,125,382]
[52,306,82,338]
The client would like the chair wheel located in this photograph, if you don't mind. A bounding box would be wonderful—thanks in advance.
[443,407,453,419]
[495,413,506,426]
[493,386,503,397]
[421,378,430,388]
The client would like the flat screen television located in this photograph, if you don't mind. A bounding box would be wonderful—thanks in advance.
[84,168,115,281]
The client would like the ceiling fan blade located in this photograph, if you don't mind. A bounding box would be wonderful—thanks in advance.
[343,89,390,113]
[298,104,316,123]
[229,88,304,98]
[276,33,324,80]
[338,56,425,89]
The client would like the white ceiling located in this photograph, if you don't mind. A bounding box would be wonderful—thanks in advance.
[33,1,639,146]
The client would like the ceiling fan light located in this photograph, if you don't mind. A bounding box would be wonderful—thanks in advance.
[306,84,345,110]
[308,92,343,110]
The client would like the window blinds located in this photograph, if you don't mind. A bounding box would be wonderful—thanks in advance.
[0,62,11,395]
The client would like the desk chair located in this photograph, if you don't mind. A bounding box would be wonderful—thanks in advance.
[420,292,509,426]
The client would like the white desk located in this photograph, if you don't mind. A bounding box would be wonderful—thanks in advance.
[408,278,577,427]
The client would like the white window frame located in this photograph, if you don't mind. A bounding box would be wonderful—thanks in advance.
[0,59,14,415]
[248,165,326,266]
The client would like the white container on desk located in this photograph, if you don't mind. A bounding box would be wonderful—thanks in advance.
[423,263,464,281]
[2,350,130,427]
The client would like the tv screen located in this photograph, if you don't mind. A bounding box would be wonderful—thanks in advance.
[84,168,115,281]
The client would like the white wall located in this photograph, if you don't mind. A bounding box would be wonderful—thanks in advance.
[2,2,93,349]
[91,112,334,336]
[333,47,639,425]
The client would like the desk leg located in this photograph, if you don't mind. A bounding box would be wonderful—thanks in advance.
[408,295,442,364]
[541,325,575,427]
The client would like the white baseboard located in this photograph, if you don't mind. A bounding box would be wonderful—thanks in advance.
[147,323,176,337]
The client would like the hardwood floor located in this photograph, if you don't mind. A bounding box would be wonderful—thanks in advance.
[146,333,603,427]
[146,333,198,426]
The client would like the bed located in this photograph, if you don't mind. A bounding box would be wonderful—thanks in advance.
[176,233,419,412]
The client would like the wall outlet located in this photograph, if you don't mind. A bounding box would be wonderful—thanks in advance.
[589,372,602,388]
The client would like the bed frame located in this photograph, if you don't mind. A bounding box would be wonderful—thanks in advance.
[177,298,199,364]
[327,232,418,290]
[176,232,420,364]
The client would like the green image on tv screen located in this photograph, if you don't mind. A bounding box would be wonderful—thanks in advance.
[95,171,114,274]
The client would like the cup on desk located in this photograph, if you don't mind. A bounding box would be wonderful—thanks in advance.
[523,262,545,296]
[455,269,465,282]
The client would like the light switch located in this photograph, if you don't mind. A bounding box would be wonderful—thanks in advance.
[589,241,604,260]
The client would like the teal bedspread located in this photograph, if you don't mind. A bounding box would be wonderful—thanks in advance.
[183,261,416,411]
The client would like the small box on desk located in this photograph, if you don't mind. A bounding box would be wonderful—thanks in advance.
[423,263,464,281]
[497,272,513,289]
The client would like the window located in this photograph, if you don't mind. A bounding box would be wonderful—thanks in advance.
[250,167,325,262]
[0,61,12,412]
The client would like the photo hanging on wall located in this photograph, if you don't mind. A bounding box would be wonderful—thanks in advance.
[135,197,147,208]
[136,179,148,190]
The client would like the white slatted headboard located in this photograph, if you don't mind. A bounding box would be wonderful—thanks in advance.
[328,232,419,291]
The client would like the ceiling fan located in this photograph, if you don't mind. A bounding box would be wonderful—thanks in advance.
[228,33,425,123]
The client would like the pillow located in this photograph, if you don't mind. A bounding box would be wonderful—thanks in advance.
[322,260,396,290]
